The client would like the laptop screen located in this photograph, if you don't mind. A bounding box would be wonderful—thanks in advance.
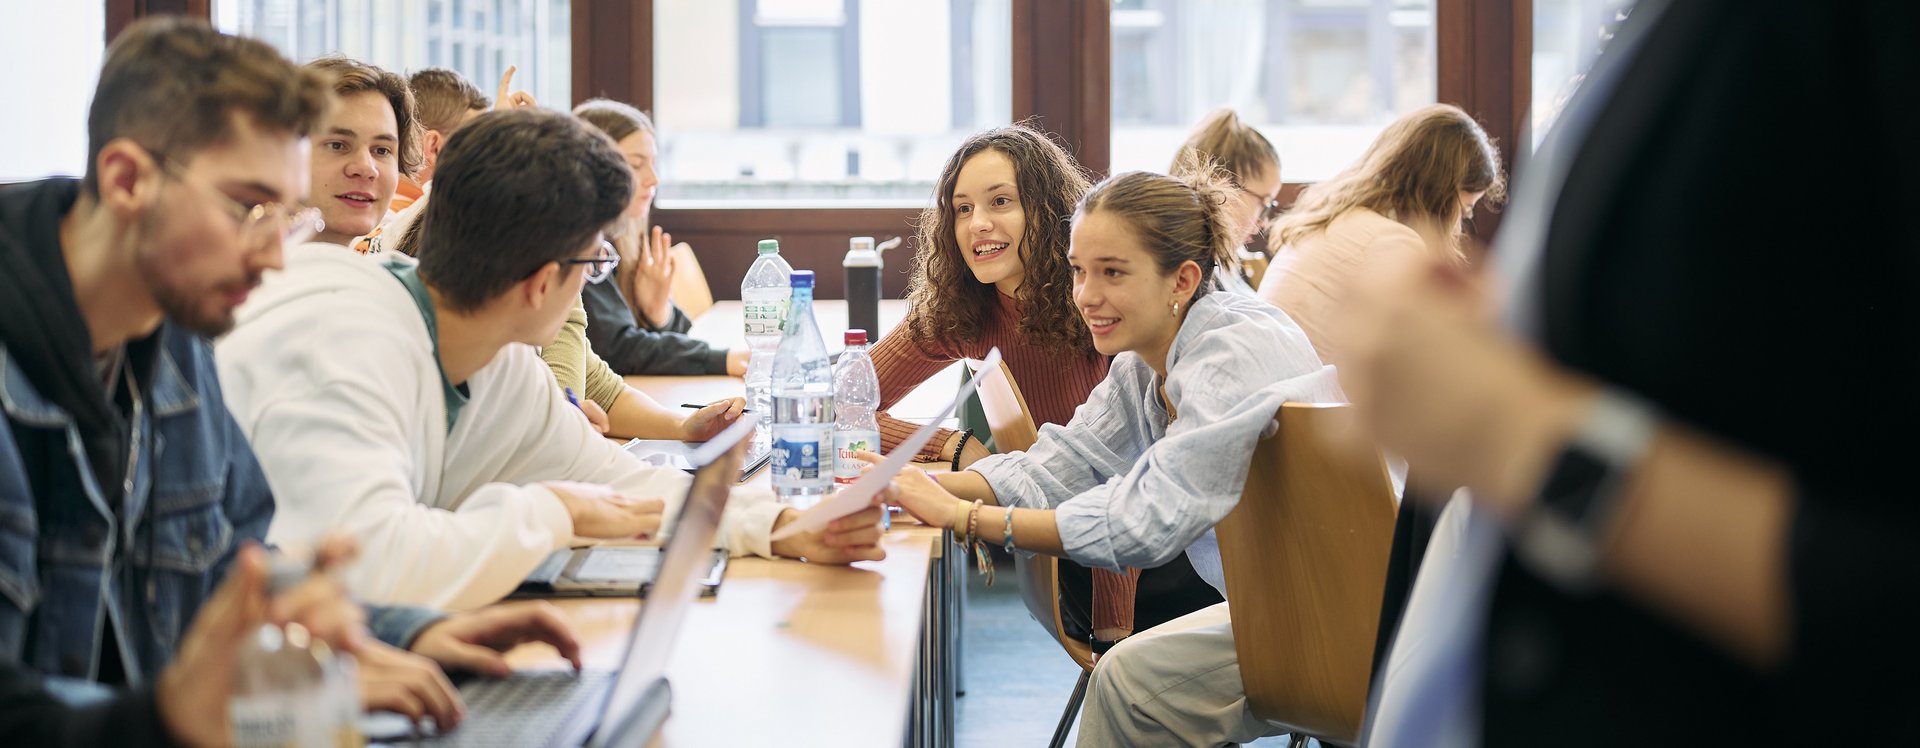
[586,417,751,747]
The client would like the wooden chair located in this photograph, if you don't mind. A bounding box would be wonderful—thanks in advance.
[667,241,715,320]
[1239,248,1273,291]
[967,359,1090,748]
[1216,403,1398,746]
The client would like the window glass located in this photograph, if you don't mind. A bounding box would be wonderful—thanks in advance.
[0,0,105,181]
[1110,0,1437,183]
[216,0,571,108]
[653,0,1013,208]
[1532,0,1636,148]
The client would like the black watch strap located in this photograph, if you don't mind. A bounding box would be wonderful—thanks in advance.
[1514,389,1656,590]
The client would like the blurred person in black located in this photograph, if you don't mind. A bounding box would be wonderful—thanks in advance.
[1349,0,1920,744]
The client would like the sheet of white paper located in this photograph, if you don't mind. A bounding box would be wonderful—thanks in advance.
[622,415,756,472]
[769,347,1003,541]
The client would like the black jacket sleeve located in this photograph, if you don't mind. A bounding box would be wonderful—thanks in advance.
[581,279,728,376]
[0,662,180,747]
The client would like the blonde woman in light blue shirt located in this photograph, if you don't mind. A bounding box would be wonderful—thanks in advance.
[873,166,1340,746]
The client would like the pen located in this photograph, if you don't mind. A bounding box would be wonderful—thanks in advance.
[681,402,753,414]
[565,387,580,408]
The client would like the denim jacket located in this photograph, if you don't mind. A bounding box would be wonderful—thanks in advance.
[0,326,441,699]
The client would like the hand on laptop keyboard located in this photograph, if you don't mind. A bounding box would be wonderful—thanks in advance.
[359,639,465,730]
[410,600,584,678]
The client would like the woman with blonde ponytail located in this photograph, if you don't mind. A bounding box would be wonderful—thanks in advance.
[1171,108,1283,294]
[1257,103,1506,365]
[869,168,1338,747]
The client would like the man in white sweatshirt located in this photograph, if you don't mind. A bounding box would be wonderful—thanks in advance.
[216,108,885,611]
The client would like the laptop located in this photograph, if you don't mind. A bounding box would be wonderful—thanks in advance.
[370,416,755,747]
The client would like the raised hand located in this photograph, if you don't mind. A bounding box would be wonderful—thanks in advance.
[493,66,537,111]
[627,225,677,328]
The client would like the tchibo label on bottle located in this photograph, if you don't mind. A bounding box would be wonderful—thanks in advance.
[834,430,879,484]
[771,424,833,489]
[744,298,787,337]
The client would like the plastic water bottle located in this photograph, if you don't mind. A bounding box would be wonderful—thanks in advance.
[843,236,882,337]
[770,270,835,507]
[230,559,362,748]
[833,329,881,485]
[741,239,792,453]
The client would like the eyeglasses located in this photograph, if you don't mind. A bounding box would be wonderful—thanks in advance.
[1237,185,1284,224]
[161,158,325,248]
[557,239,622,284]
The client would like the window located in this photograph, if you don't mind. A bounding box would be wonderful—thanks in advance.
[1531,0,1635,148]
[0,0,104,181]
[652,0,1012,208]
[214,0,570,108]
[1109,0,1436,183]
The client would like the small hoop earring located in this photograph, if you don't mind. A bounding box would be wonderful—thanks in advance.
[1170,300,1180,317]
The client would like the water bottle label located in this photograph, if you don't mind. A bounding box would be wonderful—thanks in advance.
[232,691,329,748]
[744,298,787,338]
[834,430,880,484]
[771,423,833,489]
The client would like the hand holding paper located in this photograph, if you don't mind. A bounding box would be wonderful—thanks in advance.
[769,348,1003,541]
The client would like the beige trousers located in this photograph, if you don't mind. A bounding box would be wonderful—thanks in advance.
[1076,602,1286,747]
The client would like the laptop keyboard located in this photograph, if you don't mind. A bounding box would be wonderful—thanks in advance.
[408,669,612,746]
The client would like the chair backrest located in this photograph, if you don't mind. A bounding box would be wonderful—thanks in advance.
[668,241,715,320]
[1216,402,1397,742]
[967,359,1039,454]
[968,359,1091,670]
[1239,248,1272,291]
[1016,554,1095,671]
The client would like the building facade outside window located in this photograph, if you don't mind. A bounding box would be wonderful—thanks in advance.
[652,0,1012,208]
[1109,0,1437,183]
[215,0,570,109]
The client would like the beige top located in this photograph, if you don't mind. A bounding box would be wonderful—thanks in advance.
[1257,208,1427,366]
[540,295,627,412]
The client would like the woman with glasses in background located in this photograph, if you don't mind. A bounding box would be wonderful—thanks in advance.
[1256,103,1505,367]
[1170,109,1283,296]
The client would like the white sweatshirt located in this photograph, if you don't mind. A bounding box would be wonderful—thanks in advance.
[215,244,783,610]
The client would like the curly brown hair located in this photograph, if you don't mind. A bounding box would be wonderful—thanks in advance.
[904,125,1095,358]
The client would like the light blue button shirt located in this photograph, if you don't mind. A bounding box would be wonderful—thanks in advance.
[971,291,1340,595]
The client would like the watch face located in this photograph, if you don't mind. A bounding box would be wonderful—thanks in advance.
[1539,446,1612,519]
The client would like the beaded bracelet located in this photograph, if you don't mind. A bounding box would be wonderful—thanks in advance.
[949,429,976,472]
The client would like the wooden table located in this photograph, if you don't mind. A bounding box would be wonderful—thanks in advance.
[506,298,965,747]
[503,526,949,746]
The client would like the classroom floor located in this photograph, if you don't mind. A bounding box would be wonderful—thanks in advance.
[956,555,1295,747]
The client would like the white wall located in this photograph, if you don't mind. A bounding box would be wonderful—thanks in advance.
[0,1,106,181]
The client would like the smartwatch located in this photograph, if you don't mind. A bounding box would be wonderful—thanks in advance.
[1513,388,1657,590]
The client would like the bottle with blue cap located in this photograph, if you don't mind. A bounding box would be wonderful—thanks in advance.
[769,270,835,506]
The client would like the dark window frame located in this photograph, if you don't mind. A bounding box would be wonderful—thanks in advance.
[107,0,1532,285]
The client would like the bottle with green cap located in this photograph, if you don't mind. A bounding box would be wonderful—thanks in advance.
[741,239,793,453]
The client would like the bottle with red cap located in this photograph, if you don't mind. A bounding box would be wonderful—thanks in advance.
[832,328,881,485]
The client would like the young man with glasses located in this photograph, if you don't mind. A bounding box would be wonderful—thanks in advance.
[0,19,595,745]
[216,108,889,612]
